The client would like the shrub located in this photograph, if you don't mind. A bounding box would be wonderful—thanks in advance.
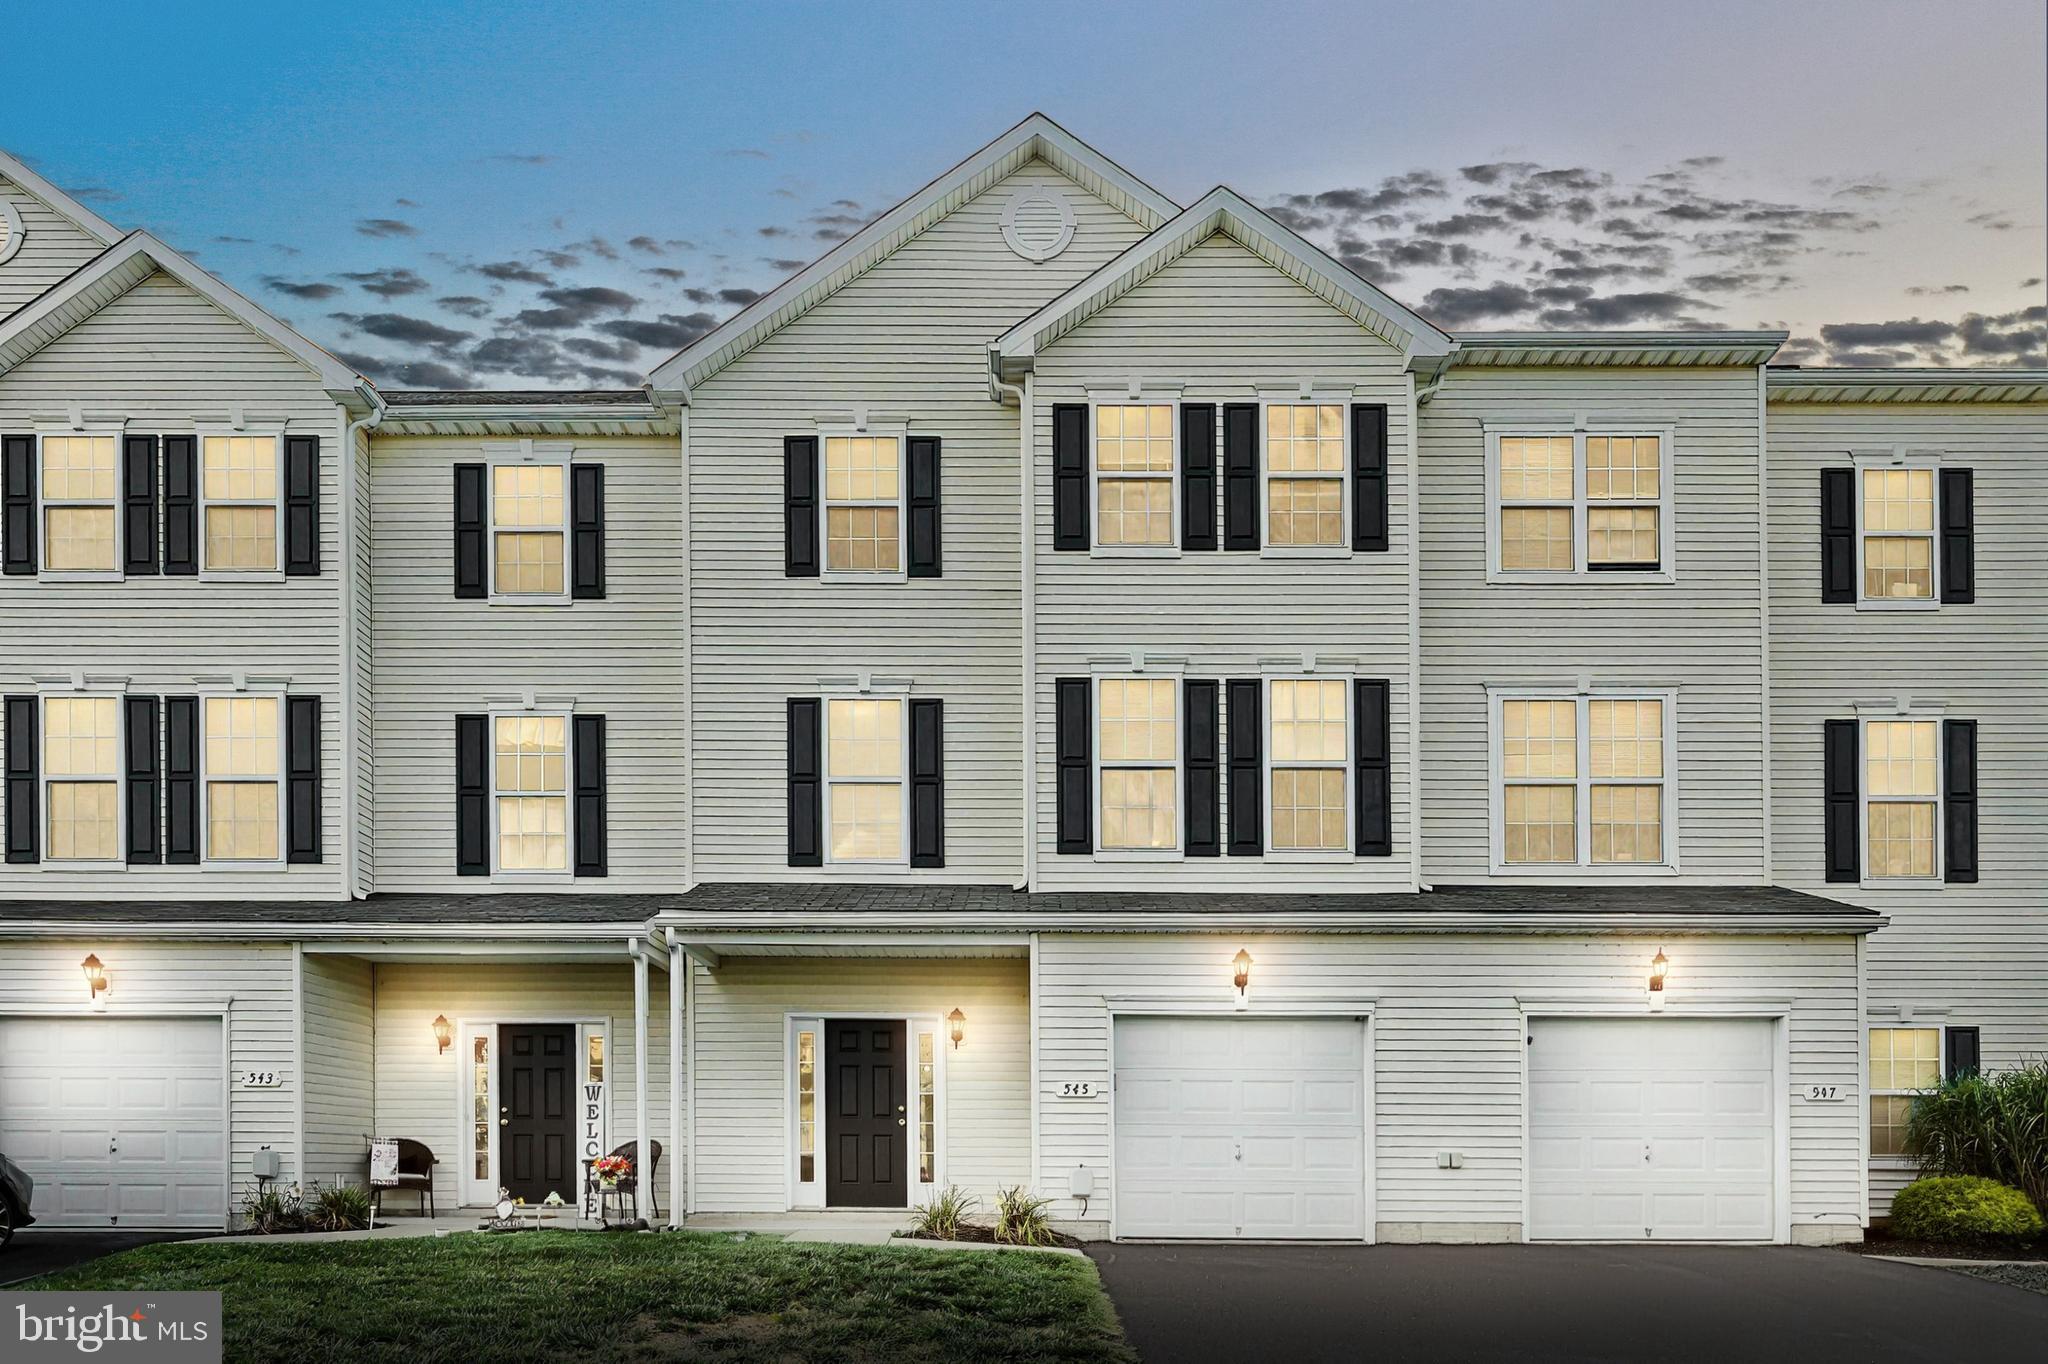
[1907,1064,2048,1215]
[311,1184,373,1232]
[1891,1175,2044,1243]
[240,1183,309,1234]
[910,1185,978,1241]
[993,1185,1056,1246]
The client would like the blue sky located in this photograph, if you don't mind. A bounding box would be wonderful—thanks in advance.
[4,0,2042,386]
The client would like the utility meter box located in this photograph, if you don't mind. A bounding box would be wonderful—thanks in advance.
[251,1148,283,1180]
[1068,1166,1096,1199]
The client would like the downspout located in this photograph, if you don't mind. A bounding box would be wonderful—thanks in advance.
[1404,371,1428,891]
[340,386,387,899]
[1755,363,1773,883]
[645,382,696,890]
[992,363,1034,891]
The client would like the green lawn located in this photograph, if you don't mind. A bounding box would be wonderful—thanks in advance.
[26,1231,1137,1364]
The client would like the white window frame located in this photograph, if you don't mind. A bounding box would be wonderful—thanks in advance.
[1868,1021,1948,1167]
[1262,668,1355,862]
[195,431,286,581]
[1854,702,1946,888]
[1087,391,1181,559]
[484,442,574,605]
[785,1012,946,1211]
[197,684,287,868]
[818,424,909,583]
[35,684,129,870]
[34,431,124,583]
[1484,425,1677,584]
[1091,665,1184,862]
[1258,394,1352,560]
[1486,685,1681,876]
[819,680,912,869]
[1851,447,1943,612]
[485,702,577,881]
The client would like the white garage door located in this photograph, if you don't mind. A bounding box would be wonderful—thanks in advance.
[0,1016,227,1229]
[1528,1017,1775,1242]
[1114,1016,1366,1239]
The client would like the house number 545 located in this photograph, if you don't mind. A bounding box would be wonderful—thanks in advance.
[1054,1081,1099,1099]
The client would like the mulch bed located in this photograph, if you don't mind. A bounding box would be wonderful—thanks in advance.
[897,1222,1086,1250]
[1846,1227,2048,1261]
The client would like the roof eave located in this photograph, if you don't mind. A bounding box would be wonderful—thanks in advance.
[0,146,121,244]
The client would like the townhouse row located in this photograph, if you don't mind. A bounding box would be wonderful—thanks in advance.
[0,118,2041,1245]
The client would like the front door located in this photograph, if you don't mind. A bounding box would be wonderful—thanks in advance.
[825,1019,908,1208]
[499,1024,576,1204]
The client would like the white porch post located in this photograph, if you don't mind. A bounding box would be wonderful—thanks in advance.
[668,935,684,1227]
[633,941,651,1226]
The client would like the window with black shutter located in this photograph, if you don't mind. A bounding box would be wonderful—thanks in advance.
[3,695,37,862]
[1,436,34,576]
[574,713,608,876]
[124,695,161,864]
[1822,718,1859,883]
[455,714,489,875]
[1355,679,1392,855]
[571,463,606,599]
[1184,679,1220,856]
[787,698,823,865]
[1054,678,1091,853]
[286,695,321,863]
[1352,405,1388,552]
[784,437,820,577]
[161,437,198,575]
[1939,468,1974,604]
[907,437,942,577]
[909,698,944,866]
[1943,718,1977,883]
[122,435,160,575]
[1052,405,1088,551]
[1181,406,1217,551]
[1226,678,1262,855]
[452,463,488,598]
[164,696,200,862]
[1222,404,1259,550]
[283,435,321,576]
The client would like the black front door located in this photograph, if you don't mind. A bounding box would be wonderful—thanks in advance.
[825,1019,908,1208]
[500,1023,576,1204]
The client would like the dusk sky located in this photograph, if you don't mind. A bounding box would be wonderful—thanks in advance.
[4,0,2042,388]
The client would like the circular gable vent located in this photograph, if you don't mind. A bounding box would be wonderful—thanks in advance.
[1002,188,1075,263]
[0,199,22,268]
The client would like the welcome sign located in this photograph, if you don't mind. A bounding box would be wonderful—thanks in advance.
[5,1293,221,1362]
[580,1078,605,1219]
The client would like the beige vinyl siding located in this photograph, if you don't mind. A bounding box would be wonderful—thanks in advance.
[686,162,1149,884]
[0,272,348,898]
[0,177,108,314]
[687,955,1029,1212]
[0,939,298,1210]
[1034,932,1865,1244]
[300,953,373,1188]
[1765,402,2048,1217]
[1418,367,1767,882]
[367,436,686,891]
[1030,235,1416,890]
[367,960,673,1209]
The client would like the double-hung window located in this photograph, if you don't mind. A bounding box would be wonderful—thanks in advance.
[1092,403,1175,549]
[39,435,119,576]
[491,462,569,598]
[1862,716,1940,881]
[202,435,282,573]
[823,435,903,574]
[42,695,121,862]
[493,713,569,872]
[1268,677,1348,851]
[1868,1026,1941,1157]
[1096,677,1178,852]
[203,694,283,861]
[1856,456,1937,604]
[1488,428,1672,580]
[1263,402,1346,549]
[1494,691,1673,871]
[824,696,905,862]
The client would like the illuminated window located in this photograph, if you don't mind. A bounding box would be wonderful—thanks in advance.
[204,695,282,860]
[1859,466,1936,602]
[587,1033,604,1084]
[472,1034,492,1180]
[824,436,903,573]
[1869,1027,1941,1157]
[42,696,120,861]
[1491,430,1669,577]
[1863,718,1939,880]
[1264,403,1346,548]
[493,714,569,872]
[1498,693,1669,868]
[1093,404,1174,547]
[1097,677,1177,851]
[1269,678,1348,850]
[917,1028,937,1184]
[39,436,118,573]
[491,463,567,597]
[202,435,280,571]
[826,698,904,862]
[796,1029,817,1184]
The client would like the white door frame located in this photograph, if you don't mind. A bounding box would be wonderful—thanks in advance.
[1105,998,1379,1244]
[455,1015,611,1209]
[783,1012,946,1212]
[1517,999,1793,1245]
[0,1003,233,1232]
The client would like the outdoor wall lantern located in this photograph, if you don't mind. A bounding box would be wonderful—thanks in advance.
[432,1014,454,1054]
[947,1008,966,1050]
[1648,949,1670,1010]
[81,953,108,1002]
[1233,949,1254,998]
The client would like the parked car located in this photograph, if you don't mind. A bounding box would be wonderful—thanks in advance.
[0,1153,34,1247]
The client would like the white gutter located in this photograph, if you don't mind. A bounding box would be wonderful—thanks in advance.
[340,386,387,898]
[650,911,1886,937]
[992,368,1034,890]
[1404,371,1426,891]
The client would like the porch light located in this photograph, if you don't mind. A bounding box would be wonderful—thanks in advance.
[1648,949,1669,1009]
[432,1014,453,1054]
[1233,949,1253,998]
[947,1008,966,1050]
[81,953,108,1001]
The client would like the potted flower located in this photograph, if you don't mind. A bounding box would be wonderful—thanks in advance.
[592,1154,632,1190]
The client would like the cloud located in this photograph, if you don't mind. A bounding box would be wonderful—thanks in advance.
[1955,306,2045,364]
[1967,211,2016,231]
[338,350,476,388]
[1414,283,1537,327]
[212,235,257,246]
[565,237,621,261]
[765,257,807,272]
[339,267,431,299]
[1536,290,1716,328]
[264,277,343,301]
[355,218,419,238]
[758,225,792,238]
[642,266,690,282]
[562,335,641,362]
[490,153,553,165]
[1818,318,1957,350]
[595,312,718,349]
[1904,284,1971,297]
[720,147,771,159]
[1417,213,1506,238]
[475,260,554,286]
[517,286,640,329]
[330,311,472,350]
[436,295,494,318]
[2022,277,2043,290]
[536,250,582,270]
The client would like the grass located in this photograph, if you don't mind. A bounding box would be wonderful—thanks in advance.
[26,1231,1137,1364]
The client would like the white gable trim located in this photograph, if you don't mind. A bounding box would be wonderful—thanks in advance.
[0,230,366,396]
[646,113,1179,398]
[0,146,121,246]
[991,186,1457,383]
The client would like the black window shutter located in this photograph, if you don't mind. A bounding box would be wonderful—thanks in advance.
[1823,718,1859,883]
[122,435,160,575]
[784,437,819,577]
[124,696,161,865]
[1352,405,1389,552]
[164,696,200,862]
[1223,403,1259,550]
[1181,405,1217,551]
[1945,1026,1982,1080]
[909,698,945,866]
[1055,678,1092,853]
[1184,679,1220,856]
[574,713,608,877]
[907,436,942,577]
[1355,678,1393,856]
[1939,468,1973,604]
[455,714,489,875]
[284,696,322,863]
[4,435,36,575]
[283,435,321,577]
[161,437,198,575]
[1943,718,1978,884]
[1227,678,1263,856]
[1820,468,1855,603]
[1052,404,1088,551]
[4,696,37,862]
[571,463,606,599]
[787,698,823,865]
[453,463,487,598]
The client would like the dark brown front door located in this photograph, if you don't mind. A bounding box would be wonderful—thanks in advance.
[825,1019,908,1208]
[500,1024,575,1204]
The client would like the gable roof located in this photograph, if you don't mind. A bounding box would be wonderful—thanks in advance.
[990,185,1456,384]
[0,146,121,246]
[646,113,1180,398]
[0,229,367,396]
[1451,331,1787,368]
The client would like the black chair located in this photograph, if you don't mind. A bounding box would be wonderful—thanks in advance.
[586,1140,662,1222]
[371,1139,438,1218]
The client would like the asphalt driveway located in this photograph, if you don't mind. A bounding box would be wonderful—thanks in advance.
[1088,1243,2048,1364]
[0,1230,202,1286]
